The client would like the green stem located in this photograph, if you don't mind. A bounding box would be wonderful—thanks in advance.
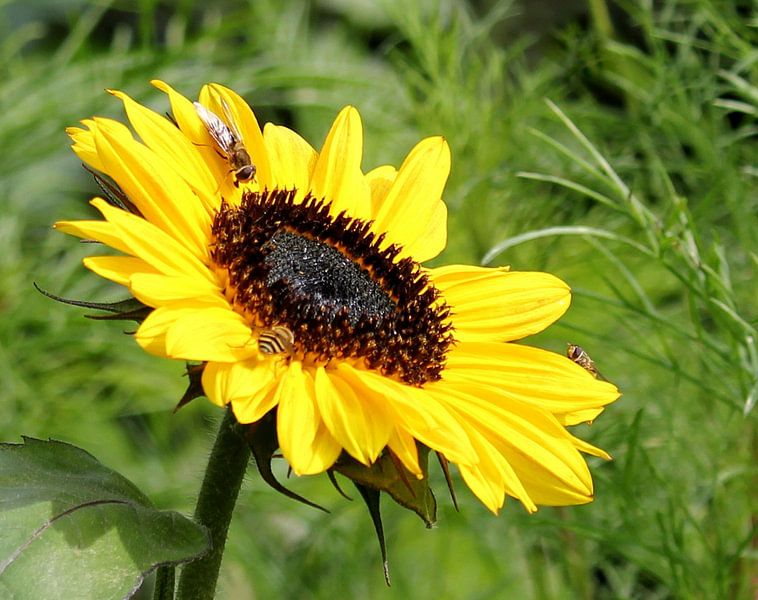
[176,408,251,600]
[587,0,614,40]
[152,566,175,600]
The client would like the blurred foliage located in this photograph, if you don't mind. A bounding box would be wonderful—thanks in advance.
[0,0,755,598]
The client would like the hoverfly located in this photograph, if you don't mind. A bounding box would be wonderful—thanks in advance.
[258,325,295,356]
[193,100,256,185]
[567,343,600,378]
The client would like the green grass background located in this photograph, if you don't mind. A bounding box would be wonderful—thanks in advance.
[0,0,755,598]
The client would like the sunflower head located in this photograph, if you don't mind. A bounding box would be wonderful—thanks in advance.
[56,81,620,527]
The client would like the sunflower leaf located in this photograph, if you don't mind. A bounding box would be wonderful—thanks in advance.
[0,437,209,599]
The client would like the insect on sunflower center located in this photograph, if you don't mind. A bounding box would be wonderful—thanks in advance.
[210,189,454,385]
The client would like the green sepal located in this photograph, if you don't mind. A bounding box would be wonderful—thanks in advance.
[435,451,460,511]
[174,363,206,412]
[34,283,151,323]
[353,483,390,586]
[331,445,437,527]
[84,300,152,323]
[84,164,142,216]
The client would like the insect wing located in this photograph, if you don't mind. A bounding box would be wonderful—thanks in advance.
[220,98,246,142]
[194,101,237,153]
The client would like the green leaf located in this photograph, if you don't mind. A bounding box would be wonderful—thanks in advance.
[0,437,209,600]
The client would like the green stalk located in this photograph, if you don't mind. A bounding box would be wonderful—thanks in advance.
[587,0,614,40]
[587,0,639,113]
[152,566,175,600]
[176,408,251,600]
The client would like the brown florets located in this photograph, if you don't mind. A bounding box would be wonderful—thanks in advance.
[211,189,453,385]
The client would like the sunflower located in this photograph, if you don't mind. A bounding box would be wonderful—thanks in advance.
[57,81,620,515]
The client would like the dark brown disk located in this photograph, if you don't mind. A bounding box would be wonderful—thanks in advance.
[211,189,454,385]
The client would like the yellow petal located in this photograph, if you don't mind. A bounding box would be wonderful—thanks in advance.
[386,428,421,476]
[277,363,341,475]
[202,359,279,417]
[432,268,571,342]
[67,118,134,174]
[371,137,450,259]
[365,164,396,220]
[557,407,606,426]
[440,383,596,506]
[200,83,272,189]
[408,200,447,262]
[164,306,255,361]
[67,121,105,171]
[128,272,223,306]
[429,264,510,285]
[83,256,159,286]
[571,434,612,460]
[455,426,513,514]
[310,106,371,220]
[54,217,132,256]
[109,89,218,205]
[151,80,208,141]
[344,366,477,466]
[151,79,230,186]
[90,198,214,284]
[445,342,620,420]
[263,123,318,197]
[368,163,448,262]
[502,450,595,507]
[312,365,392,466]
[92,121,212,259]
[429,385,536,513]
[134,299,226,357]
[110,90,216,188]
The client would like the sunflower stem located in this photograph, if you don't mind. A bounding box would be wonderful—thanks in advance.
[152,566,174,600]
[176,408,250,600]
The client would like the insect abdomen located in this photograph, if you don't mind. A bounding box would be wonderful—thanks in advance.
[258,326,295,355]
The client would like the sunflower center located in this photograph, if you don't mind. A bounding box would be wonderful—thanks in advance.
[262,231,396,326]
[211,189,454,385]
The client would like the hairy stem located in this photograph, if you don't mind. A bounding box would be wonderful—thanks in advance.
[176,408,250,600]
